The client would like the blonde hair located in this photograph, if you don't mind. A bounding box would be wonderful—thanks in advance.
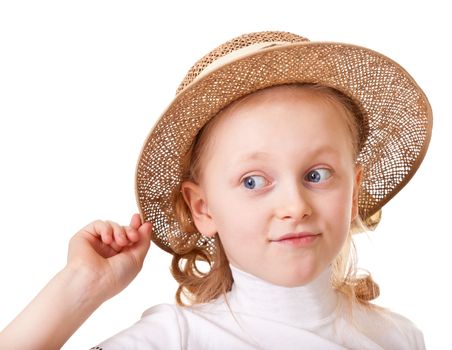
[171,83,381,310]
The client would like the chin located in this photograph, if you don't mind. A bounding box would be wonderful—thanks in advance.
[273,263,328,287]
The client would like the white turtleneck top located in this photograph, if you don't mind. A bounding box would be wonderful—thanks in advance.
[93,266,425,349]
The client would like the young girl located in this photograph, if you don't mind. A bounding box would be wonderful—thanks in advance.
[0,31,432,349]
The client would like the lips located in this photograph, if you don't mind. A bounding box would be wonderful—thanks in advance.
[272,232,320,242]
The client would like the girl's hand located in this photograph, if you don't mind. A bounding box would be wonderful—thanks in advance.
[0,214,152,350]
[67,213,153,300]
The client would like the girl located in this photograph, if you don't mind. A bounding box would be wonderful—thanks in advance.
[0,31,432,349]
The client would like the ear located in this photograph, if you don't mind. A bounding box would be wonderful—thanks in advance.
[180,181,217,237]
[351,165,363,220]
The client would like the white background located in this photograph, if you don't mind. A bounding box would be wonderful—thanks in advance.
[0,1,450,349]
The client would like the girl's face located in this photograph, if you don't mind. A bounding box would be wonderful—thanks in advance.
[182,86,361,287]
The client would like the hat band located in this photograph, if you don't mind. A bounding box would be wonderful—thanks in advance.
[192,41,290,85]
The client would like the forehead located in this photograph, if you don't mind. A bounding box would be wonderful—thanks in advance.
[213,85,352,138]
[221,84,345,113]
[200,85,355,164]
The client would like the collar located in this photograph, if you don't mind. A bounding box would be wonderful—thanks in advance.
[228,265,338,328]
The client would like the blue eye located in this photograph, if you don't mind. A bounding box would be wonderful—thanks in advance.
[305,168,332,183]
[242,175,267,190]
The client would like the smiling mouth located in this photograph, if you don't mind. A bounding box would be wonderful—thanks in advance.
[273,232,320,241]
[271,232,321,246]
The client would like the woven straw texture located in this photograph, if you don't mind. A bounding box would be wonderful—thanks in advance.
[135,31,432,255]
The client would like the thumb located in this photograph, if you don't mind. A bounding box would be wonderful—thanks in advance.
[128,221,153,265]
[129,213,142,230]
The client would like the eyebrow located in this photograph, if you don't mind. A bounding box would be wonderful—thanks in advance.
[236,146,340,163]
[237,151,273,163]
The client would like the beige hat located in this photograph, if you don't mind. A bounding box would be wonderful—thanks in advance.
[135,31,432,255]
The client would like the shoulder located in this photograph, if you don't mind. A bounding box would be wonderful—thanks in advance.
[141,297,229,322]
[350,302,425,350]
[91,301,231,350]
[92,304,186,350]
[141,303,183,320]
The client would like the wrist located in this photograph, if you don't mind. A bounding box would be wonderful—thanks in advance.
[0,265,108,350]
[60,263,110,308]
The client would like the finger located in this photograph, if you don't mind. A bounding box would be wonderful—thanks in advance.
[107,220,129,247]
[69,222,121,262]
[139,220,153,239]
[138,221,153,245]
[85,220,113,244]
[128,222,153,265]
[124,226,140,243]
[129,213,142,230]
[91,233,123,256]
[85,221,123,252]
[130,221,152,246]
[99,222,114,245]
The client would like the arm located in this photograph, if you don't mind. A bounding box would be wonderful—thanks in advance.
[0,214,152,350]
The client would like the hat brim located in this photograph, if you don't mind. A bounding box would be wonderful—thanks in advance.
[136,41,432,254]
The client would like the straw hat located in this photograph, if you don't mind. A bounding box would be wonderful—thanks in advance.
[135,31,432,255]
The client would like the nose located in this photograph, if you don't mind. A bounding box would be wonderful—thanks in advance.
[274,183,312,222]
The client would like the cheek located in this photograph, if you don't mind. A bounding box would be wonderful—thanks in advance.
[214,199,255,234]
[209,198,251,260]
[318,186,354,231]
[208,191,265,248]
[208,190,244,229]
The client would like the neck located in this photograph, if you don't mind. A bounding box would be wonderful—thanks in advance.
[228,265,338,328]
